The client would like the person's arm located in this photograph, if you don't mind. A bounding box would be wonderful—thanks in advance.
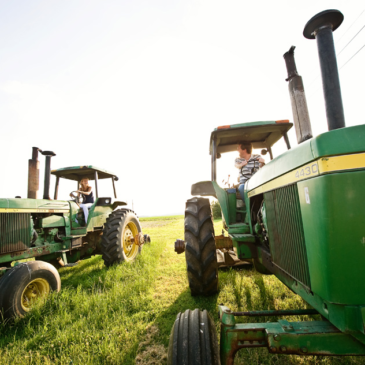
[258,157,265,167]
[235,158,247,169]
[76,186,92,195]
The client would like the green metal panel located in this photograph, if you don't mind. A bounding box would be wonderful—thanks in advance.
[87,204,113,230]
[247,124,365,193]
[212,181,231,225]
[228,224,250,234]
[227,192,236,223]
[0,213,32,254]
[0,198,69,211]
[218,306,365,363]
[0,241,68,264]
[232,234,256,259]
[264,184,311,288]
[39,215,66,228]
[311,124,365,158]
[298,171,365,305]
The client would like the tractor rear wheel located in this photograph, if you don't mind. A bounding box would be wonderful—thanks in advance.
[0,261,61,319]
[101,209,142,266]
[167,309,220,365]
[184,198,218,296]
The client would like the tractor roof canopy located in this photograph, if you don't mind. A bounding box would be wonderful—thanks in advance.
[209,120,293,155]
[51,166,118,181]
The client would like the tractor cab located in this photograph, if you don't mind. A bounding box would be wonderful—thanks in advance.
[51,166,123,232]
[192,120,293,228]
[209,120,293,180]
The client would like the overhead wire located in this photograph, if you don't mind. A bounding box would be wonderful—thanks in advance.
[336,9,365,43]
[340,43,365,69]
[337,24,365,56]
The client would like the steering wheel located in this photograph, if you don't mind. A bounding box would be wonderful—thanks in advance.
[70,191,85,205]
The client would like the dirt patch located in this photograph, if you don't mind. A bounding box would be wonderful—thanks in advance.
[140,221,169,229]
[135,325,167,365]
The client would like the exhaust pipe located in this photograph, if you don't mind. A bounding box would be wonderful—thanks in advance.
[304,9,345,131]
[283,46,313,144]
[41,151,56,200]
[28,147,42,199]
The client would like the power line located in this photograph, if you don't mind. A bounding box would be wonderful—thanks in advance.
[336,9,365,44]
[337,24,365,56]
[340,43,365,69]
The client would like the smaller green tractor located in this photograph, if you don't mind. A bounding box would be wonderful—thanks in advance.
[0,148,150,319]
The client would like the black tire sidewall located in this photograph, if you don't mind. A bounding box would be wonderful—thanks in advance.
[0,261,61,318]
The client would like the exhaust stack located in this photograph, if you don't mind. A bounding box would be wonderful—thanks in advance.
[304,9,345,130]
[283,46,313,144]
[28,147,42,199]
[42,151,56,200]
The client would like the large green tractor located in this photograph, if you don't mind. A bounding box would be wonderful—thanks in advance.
[0,148,150,319]
[169,9,365,364]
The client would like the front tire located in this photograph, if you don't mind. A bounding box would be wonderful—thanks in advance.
[167,309,220,365]
[101,209,142,266]
[184,198,218,296]
[0,261,61,319]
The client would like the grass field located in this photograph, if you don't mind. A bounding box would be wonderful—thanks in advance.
[1,216,364,364]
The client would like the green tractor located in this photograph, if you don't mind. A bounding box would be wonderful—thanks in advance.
[169,9,365,364]
[0,148,150,319]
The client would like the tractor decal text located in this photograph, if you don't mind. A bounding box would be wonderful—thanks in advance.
[248,152,365,198]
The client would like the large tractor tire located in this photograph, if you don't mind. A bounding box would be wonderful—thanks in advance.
[0,261,61,319]
[167,309,220,365]
[101,209,142,266]
[184,198,218,296]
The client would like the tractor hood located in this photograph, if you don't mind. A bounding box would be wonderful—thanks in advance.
[0,198,69,213]
[246,123,365,195]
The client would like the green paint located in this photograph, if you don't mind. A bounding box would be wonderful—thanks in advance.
[298,171,365,305]
[218,305,365,363]
[39,215,66,228]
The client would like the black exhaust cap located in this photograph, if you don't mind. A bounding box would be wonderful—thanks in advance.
[304,10,345,131]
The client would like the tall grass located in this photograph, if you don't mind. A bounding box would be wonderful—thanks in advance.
[0,217,364,364]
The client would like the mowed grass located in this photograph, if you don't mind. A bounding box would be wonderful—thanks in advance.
[0,216,364,364]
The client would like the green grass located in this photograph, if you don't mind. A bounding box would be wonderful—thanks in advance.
[0,217,364,364]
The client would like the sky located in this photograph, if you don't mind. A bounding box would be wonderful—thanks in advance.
[1,0,364,216]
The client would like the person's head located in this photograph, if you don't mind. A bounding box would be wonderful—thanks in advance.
[237,142,252,155]
[80,178,89,189]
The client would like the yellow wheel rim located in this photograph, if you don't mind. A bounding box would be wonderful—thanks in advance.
[21,278,50,312]
[122,221,139,260]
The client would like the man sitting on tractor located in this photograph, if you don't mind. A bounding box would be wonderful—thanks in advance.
[235,142,265,201]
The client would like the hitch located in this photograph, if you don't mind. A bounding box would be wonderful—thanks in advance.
[174,239,186,254]
[218,305,365,364]
[131,233,151,246]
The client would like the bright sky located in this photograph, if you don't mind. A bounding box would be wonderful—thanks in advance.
[1,0,364,216]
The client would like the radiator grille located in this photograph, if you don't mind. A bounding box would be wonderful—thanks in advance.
[264,184,311,289]
[0,213,32,254]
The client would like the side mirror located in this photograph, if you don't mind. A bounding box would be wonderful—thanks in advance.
[217,153,221,159]
[261,149,268,155]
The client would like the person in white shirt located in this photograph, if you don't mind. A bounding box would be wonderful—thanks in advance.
[235,142,265,201]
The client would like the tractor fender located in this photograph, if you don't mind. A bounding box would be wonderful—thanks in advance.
[112,201,128,210]
[191,181,217,198]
